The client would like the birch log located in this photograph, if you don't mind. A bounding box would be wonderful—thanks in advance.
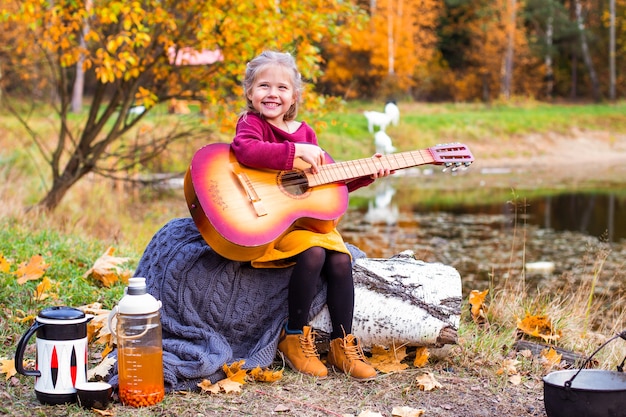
[310,250,462,348]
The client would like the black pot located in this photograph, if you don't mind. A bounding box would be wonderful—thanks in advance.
[543,369,626,417]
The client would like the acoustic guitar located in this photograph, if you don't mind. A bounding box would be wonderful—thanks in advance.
[184,142,474,261]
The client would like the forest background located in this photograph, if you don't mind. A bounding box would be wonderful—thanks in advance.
[0,0,625,213]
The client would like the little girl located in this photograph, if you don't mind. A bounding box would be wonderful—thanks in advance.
[231,50,391,380]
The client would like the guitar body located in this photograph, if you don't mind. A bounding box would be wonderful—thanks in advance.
[184,143,349,261]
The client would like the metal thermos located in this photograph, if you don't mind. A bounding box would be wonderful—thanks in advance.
[14,306,92,405]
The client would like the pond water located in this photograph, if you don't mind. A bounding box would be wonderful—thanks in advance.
[420,192,626,243]
[340,176,626,300]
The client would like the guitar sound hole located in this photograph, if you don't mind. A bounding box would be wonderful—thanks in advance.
[278,170,310,197]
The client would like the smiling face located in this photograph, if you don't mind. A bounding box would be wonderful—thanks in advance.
[247,64,297,127]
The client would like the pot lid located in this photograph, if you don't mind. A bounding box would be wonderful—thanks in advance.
[38,306,86,321]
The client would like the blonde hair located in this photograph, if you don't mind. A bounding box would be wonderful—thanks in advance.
[242,51,303,122]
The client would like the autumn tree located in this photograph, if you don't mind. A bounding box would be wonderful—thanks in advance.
[0,0,362,211]
[319,0,443,99]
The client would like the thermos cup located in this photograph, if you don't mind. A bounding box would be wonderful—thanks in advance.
[14,306,93,405]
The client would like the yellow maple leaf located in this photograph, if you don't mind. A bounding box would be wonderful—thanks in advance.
[223,360,248,384]
[197,379,221,394]
[217,378,243,393]
[78,303,112,344]
[249,366,283,382]
[540,348,563,370]
[0,253,10,273]
[83,247,131,287]
[34,277,56,301]
[369,344,409,373]
[13,254,49,285]
[413,347,430,368]
[516,313,561,342]
[1,358,17,380]
[414,372,443,391]
[468,289,489,324]
[197,377,243,394]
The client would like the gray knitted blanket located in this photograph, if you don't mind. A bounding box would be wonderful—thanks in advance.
[134,217,364,391]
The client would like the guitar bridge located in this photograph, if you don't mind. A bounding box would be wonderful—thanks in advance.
[236,172,268,217]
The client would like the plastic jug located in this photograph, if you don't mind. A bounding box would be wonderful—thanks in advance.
[108,277,164,407]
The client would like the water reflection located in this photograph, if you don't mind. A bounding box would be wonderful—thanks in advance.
[363,183,398,226]
[441,192,626,243]
[360,180,625,242]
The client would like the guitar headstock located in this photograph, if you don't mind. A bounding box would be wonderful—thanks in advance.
[428,143,474,171]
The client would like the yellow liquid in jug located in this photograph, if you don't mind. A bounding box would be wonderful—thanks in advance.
[118,346,164,407]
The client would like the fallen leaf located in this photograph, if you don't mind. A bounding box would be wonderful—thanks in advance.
[83,247,131,287]
[392,406,425,417]
[249,366,283,382]
[0,254,10,273]
[496,359,519,376]
[34,277,56,301]
[414,372,443,391]
[92,408,116,416]
[540,348,563,370]
[413,347,430,368]
[223,360,247,384]
[87,356,116,380]
[357,411,384,417]
[198,379,221,394]
[216,378,242,393]
[369,344,409,373]
[13,254,48,284]
[198,361,248,395]
[517,313,561,342]
[469,289,489,324]
[0,358,17,380]
[508,374,522,385]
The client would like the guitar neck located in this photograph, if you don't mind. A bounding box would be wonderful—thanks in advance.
[306,149,436,187]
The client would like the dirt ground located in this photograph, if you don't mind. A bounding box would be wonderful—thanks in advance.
[468,130,626,187]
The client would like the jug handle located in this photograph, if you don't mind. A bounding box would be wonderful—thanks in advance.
[14,321,45,377]
[108,306,118,338]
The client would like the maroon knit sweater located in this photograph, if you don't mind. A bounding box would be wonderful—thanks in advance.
[231,112,374,192]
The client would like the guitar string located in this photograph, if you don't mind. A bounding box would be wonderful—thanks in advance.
[245,149,435,193]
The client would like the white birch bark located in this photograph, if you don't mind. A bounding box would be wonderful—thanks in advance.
[311,251,462,348]
[573,0,601,101]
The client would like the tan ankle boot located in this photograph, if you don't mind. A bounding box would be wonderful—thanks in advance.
[277,326,328,378]
[327,334,377,381]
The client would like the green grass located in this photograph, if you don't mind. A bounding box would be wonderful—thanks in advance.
[310,100,626,160]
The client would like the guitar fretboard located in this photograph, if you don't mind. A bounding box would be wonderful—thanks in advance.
[307,149,435,187]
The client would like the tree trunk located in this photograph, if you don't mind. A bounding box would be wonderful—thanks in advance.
[609,0,616,101]
[545,13,554,99]
[311,250,462,348]
[38,151,92,211]
[387,0,395,74]
[573,0,601,101]
[501,0,517,99]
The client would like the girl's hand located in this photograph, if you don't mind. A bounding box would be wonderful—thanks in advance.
[370,153,393,179]
[294,143,326,174]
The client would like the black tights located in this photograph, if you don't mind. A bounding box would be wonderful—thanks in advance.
[286,247,354,340]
